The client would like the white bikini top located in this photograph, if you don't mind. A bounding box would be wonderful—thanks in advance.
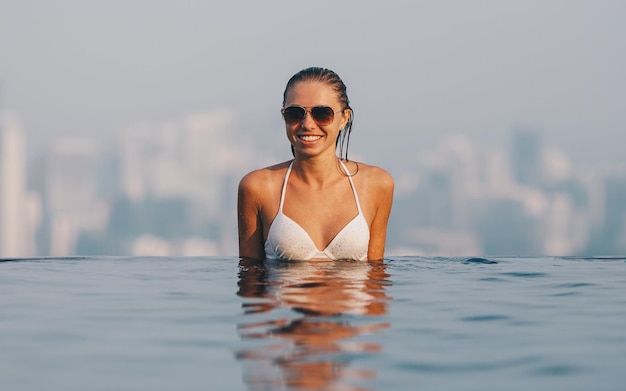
[264,161,370,261]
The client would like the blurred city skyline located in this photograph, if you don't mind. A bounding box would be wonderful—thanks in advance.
[2,108,626,258]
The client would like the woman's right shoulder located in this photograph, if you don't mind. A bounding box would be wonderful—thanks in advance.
[238,161,291,193]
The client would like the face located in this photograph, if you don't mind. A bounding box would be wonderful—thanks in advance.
[282,81,350,159]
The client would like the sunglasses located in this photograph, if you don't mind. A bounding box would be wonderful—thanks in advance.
[281,105,344,126]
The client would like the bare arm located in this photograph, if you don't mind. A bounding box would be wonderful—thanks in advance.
[237,173,266,261]
[367,169,394,262]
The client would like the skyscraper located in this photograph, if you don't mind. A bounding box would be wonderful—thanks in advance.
[511,128,543,187]
[0,111,28,256]
[44,138,101,256]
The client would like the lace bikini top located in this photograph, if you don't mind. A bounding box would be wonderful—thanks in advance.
[264,161,370,261]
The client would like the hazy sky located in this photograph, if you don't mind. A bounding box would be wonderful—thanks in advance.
[1,0,625,167]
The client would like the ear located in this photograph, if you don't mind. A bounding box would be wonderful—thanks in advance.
[339,108,352,130]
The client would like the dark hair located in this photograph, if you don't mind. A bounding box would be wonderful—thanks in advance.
[282,67,354,161]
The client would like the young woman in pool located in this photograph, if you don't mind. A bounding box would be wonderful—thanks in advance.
[238,67,394,262]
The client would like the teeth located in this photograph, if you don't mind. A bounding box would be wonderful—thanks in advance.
[299,135,321,141]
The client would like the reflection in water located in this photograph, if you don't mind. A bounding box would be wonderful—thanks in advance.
[236,259,392,391]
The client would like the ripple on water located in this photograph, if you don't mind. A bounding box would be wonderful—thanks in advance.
[460,314,511,322]
[461,257,499,265]
[499,272,548,278]
[479,277,506,282]
[397,355,539,374]
[531,364,585,377]
[555,282,595,288]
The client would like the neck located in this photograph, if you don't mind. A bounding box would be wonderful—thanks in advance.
[292,154,343,186]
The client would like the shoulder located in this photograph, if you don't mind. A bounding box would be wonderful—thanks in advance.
[348,161,393,222]
[351,161,394,192]
[238,161,292,195]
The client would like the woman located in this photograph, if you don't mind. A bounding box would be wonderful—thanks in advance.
[238,67,394,262]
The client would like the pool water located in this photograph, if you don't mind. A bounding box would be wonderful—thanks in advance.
[1,256,625,391]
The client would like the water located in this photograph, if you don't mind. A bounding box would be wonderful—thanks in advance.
[1,256,625,391]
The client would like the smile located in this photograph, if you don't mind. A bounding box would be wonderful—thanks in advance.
[297,135,322,141]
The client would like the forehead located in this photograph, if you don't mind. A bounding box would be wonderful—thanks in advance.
[284,81,339,107]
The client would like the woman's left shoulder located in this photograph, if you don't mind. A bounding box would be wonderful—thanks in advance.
[358,162,393,183]
[350,161,394,192]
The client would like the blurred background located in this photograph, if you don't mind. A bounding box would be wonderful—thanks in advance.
[1,0,625,257]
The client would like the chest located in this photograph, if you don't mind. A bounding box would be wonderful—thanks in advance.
[263,176,370,249]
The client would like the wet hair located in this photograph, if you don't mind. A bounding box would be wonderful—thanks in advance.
[282,67,354,161]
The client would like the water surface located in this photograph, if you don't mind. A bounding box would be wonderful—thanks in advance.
[1,256,625,390]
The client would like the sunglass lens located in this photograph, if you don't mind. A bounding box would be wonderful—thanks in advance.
[283,107,305,125]
[311,106,334,125]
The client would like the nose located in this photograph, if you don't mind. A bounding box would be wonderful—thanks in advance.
[301,109,317,128]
